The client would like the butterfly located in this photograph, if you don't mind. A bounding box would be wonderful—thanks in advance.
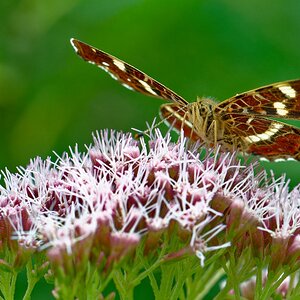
[70,38,300,161]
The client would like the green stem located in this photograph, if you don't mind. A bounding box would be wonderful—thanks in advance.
[0,271,18,300]
[260,270,286,300]
[228,251,241,300]
[158,264,175,300]
[194,268,225,300]
[169,263,189,300]
[254,262,262,299]
[113,269,134,300]
[23,277,38,300]
[214,280,232,300]
[132,254,164,286]
[148,271,159,298]
[22,260,38,300]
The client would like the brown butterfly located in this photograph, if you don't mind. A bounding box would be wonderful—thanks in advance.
[70,38,300,161]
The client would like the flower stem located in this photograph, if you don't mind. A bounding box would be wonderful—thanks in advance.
[254,262,263,299]
[113,269,134,300]
[0,271,17,300]
[193,267,225,300]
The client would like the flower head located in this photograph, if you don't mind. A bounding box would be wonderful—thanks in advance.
[0,128,299,299]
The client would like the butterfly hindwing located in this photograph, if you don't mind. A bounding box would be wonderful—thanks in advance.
[222,113,300,160]
[160,103,202,141]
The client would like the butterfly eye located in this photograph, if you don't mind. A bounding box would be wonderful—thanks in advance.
[200,107,208,114]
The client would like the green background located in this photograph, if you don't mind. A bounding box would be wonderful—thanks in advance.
[2,0,300,298]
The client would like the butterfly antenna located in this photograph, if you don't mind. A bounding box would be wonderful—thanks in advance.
[133,117,170,139]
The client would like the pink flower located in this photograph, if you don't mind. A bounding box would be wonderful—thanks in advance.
[0,128,299,299]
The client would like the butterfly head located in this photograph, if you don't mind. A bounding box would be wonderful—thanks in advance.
[191,97,215,120]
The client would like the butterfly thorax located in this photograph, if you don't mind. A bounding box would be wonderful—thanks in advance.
[160,97,226,147]
[186,98,225,146]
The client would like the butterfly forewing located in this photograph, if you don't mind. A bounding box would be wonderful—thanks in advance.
[216,79,300,119]
[71,39,188,106]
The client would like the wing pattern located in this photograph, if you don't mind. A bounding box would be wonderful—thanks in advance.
[71,39,188,105]
[216,79,300,119]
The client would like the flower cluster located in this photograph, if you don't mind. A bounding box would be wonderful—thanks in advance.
[0,129,299,299]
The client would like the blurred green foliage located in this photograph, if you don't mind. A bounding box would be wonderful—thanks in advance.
[1,0,300,298]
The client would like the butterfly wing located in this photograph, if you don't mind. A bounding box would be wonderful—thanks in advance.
[216,79,300,119]
[70,39,188,106]
[221,113,300,160]
[160,103,202,141]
